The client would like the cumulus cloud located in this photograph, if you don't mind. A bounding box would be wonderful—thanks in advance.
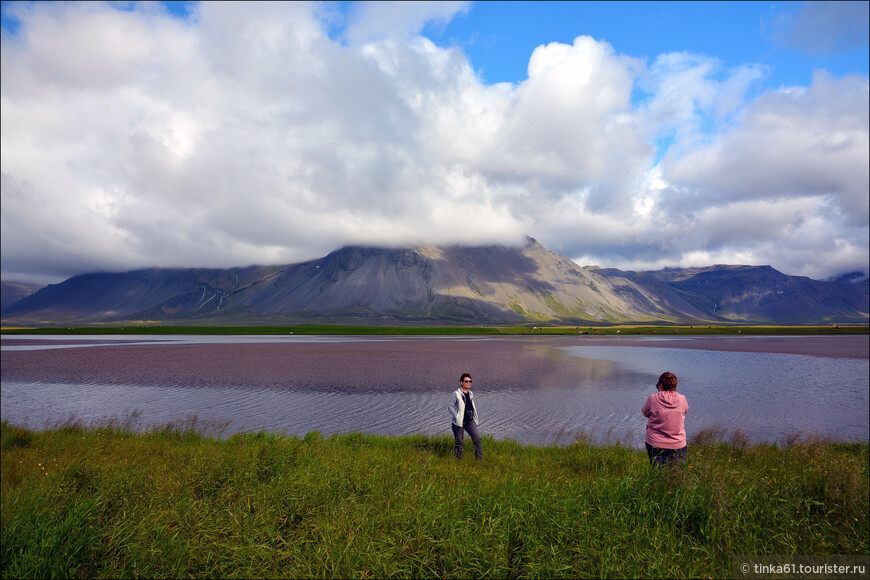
[664,72,869,216]
[1,1,868,285]
[770,1,869,55]
[343,1,471,44]
[641,52,766,148]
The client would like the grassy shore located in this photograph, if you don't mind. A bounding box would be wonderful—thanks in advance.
[1,323,867,335]
[2,420,867,578]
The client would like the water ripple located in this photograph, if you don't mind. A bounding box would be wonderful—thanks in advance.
[2,337,867,446]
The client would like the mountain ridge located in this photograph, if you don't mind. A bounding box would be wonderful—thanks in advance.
[3,238,868,325]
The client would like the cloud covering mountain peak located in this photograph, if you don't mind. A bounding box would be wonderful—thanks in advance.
[1,1,867,286]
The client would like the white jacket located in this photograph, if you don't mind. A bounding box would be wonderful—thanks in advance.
[448,387,479,427]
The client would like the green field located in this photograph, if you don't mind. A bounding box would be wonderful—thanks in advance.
[2,420,867,578]
[2,323,867,335]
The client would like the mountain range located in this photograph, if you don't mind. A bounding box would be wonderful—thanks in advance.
[2,238,868,325]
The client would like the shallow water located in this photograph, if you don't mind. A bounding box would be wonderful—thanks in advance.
[2,335,867,446]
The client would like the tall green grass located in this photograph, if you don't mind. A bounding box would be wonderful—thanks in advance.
[2,420,867,578]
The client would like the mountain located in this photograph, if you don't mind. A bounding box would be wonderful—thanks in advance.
[2,238,868,325]
[593,265,869,324]
[1,281,44,311]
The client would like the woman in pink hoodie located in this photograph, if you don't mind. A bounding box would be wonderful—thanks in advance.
[642,371,688,466]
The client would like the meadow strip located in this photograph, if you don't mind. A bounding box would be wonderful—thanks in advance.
[2,421,867,578]
[2,323,867,336]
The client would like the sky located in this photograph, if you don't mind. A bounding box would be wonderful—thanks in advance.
[1,1,868,286]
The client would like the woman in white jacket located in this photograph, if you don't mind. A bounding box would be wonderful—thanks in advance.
[448,372,482,460]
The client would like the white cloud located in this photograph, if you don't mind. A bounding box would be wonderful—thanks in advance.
[642,52,765,147]
[344,1,471,44]
[1,1,867,286]
[770,1,870,55]
[664,72,868,212]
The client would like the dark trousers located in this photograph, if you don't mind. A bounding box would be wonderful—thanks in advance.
[646,442,687,467]
[452,421,482,460]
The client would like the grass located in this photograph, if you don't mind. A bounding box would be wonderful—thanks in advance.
[2,420,867,578]
[1,323,867,335]
[0,324,502,336]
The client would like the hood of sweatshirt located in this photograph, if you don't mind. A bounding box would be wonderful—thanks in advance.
[654,390,681,408]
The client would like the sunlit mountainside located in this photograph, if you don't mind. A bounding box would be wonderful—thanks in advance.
[2,238,868,325]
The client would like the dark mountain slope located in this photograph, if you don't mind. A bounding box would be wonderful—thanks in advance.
[1,281,44,312]
[3,266,272,323]
[658,265,869,323]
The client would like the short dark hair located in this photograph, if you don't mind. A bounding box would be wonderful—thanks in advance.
[460,372,472,383]
[657,372,678,391]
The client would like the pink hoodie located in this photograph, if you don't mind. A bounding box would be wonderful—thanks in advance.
[642,390,688,449]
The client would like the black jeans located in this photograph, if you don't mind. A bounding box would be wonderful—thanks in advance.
[646,442,687,467]
[452,421,482,460]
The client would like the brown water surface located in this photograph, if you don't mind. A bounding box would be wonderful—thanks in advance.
[3,335,865,390]
[2,335,867,445]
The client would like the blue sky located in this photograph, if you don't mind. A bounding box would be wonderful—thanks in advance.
[429,1,869,86]
[1,1,868,285]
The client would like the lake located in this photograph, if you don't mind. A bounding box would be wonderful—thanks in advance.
[2,334,867,447]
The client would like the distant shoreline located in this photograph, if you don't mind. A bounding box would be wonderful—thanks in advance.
[3,328,869,363]
[2,322,868,336]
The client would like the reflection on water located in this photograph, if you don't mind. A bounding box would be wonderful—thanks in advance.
[2,336,867,446]
[558,346,869,446]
